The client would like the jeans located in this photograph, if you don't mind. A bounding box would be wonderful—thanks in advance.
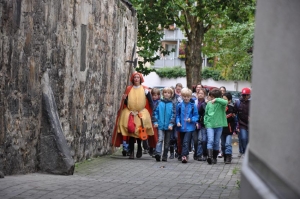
[239,128,249,154]
[238,133,243,153]
[200,128,207,156]
[155,129,171,158]
[180,132,193,157]
[193,129,203,156]
[201,127,207,142]
[122,140,129,152]
[221,134,232,154]
[189,133,194,152]
[207,127,223,150]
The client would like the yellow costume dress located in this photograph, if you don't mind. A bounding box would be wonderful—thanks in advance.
[118,86,154,138]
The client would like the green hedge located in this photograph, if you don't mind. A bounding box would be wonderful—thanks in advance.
[155,67,224,81]
[202,68,225,81]
[155,66,186,78]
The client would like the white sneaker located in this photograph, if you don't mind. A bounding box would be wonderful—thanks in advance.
[238,153,243,158]
[218,152,223,158]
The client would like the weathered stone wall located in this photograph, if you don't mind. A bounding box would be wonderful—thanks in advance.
[0,0,137,175]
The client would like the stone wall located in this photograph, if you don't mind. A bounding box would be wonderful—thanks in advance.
[0,0,137,175]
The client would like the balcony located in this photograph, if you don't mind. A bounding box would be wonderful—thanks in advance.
[161,29,186,41]
[152,57,186,68]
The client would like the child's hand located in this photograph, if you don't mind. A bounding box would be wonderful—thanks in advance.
[186,118,190,123]
[211,99,216,104]
[168,126,173,130]
[196,123,199,129]
[154,124,158,128]
[177,122,181,127]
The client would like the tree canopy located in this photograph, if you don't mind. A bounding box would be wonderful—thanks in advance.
[131,0,256,88]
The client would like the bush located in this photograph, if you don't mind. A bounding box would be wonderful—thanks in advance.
[201,68,225,81]
[155,66,224,80]
[156,66,186,78]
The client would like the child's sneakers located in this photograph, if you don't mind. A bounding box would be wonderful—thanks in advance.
[218,151,223,158]
[181,156,187,163]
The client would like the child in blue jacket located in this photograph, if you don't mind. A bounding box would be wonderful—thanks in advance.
[153,87,176,162]
[176,88,199,163]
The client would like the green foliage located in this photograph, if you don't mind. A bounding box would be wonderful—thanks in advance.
[131,0,175,73]
[136,62,156,76]
[155,66,226,81]
[202,68,224,81]
[131,0,256,82]
[202,4,255,81]
[156,67,186,78]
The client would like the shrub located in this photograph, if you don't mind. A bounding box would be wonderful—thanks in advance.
[202,68,225,81]
[156,66,186,78]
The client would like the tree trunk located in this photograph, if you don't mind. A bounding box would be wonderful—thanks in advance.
[185,22,205,89]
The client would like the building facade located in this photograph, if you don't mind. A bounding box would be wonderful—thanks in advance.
[152,25,209,69]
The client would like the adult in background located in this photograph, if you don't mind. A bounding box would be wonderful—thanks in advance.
[234,87,251,157]
[112,72,155,159]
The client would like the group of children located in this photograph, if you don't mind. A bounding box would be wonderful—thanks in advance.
[122,82,250,165]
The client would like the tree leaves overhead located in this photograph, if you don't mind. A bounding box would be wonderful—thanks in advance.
[203,3,255,81]
[131,0,256,84]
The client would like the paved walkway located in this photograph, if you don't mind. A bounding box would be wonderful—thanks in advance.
[0,144,243,199]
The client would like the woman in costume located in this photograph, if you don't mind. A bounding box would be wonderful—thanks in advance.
[112,72,155,159]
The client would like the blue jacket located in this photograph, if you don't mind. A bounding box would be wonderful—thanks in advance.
[176,101,199,133]
[152,99,176,130]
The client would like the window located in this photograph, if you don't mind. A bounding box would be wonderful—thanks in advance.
[165,44,177,59]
